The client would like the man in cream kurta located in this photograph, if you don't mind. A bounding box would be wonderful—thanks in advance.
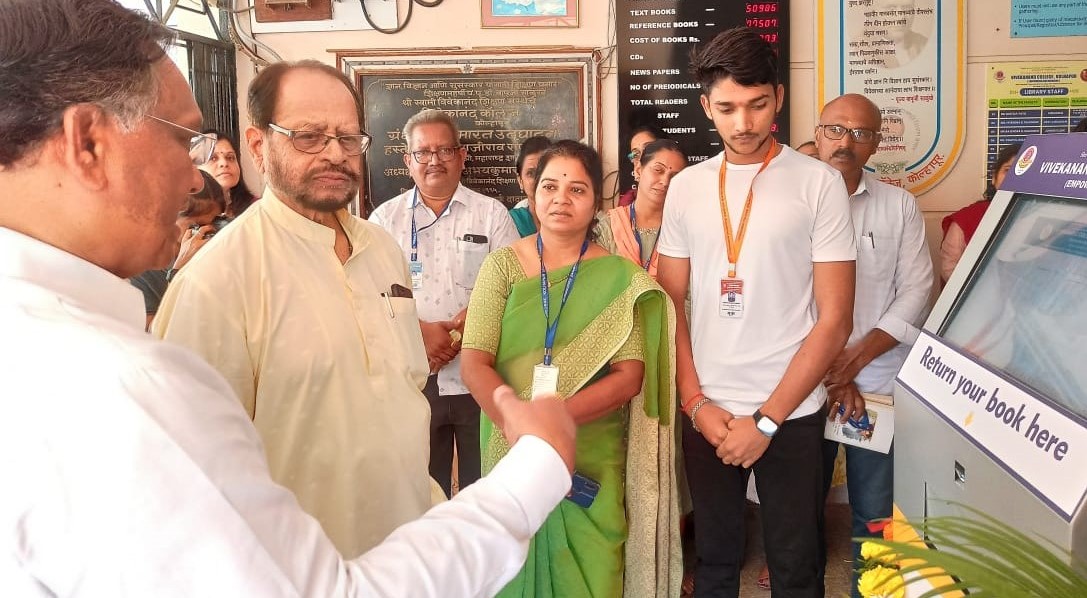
[154,189,432,556]
[153,62,433,557]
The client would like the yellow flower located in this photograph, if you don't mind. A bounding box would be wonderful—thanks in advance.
[857,565,904,598]
[860,541,895,564]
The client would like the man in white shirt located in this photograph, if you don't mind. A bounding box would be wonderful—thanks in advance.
[370,109,519,497]
[814,93,933,598]
[656,27,856,597]
[1,1,576,595]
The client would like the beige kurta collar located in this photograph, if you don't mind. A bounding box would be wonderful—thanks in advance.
[259,187,372,255]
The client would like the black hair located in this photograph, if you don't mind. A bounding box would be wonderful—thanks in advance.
[201,129,257,216]
[516,135,552,176]
[248,60,363,131]
[183,171,226,216]
[0,0,175,167]
[1073,117,1087,133]
[984,143,1022,200]
[639,139,687,166]
[534,139,604,214]
[629,124,668,145]
[690,27,779,94]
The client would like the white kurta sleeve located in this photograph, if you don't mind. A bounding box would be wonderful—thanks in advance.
[346,436,570,597]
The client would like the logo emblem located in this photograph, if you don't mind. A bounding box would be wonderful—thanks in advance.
[1014,145,1037,176]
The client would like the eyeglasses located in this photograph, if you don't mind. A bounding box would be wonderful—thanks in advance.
[146,115,218,166]
[627,149,642,161]
[410,146,462,164]
[268,123,372,156]
[817,124,880,144]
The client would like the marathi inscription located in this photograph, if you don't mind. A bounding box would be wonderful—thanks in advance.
[361,71,583,209]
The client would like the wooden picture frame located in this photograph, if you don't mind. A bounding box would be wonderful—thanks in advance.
[481,0,578,29]
[338,48,600,215]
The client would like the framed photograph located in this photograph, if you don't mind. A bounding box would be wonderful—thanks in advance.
[481,0,578,28]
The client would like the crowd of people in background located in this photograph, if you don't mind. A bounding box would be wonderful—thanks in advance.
[3,1,1061,596]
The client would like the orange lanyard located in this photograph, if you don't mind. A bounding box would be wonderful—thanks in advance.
[718,138,778,278]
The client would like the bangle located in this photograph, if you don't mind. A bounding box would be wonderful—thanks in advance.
[164,267,177,282]
[681,392,706,416]
[688,397,712,433]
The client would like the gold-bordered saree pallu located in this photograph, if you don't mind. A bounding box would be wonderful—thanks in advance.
[481,255,682,598]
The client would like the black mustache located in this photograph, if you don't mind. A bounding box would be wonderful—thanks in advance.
[832,149,855,161]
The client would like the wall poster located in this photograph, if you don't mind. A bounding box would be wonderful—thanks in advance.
[1011,0,1087,38]
[818,0,966,195]
[986,61,1087,175]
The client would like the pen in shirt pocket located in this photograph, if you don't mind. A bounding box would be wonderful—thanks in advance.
[863,232,875,249]
[380,292,395,319]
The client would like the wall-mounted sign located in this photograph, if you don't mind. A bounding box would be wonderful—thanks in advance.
[339,50,599,214]
[898,331,1087,520]
[986,62,1087,174]
[818,0,966,195]
[1012,0,1087,38]
[616,1,791,196]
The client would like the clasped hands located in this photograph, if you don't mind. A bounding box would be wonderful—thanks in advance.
[692,403,771,469]
[824,343,867,424]
[420,318,464,373]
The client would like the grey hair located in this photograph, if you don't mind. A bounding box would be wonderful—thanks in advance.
[0,0,175,167]
[402,109,461,150]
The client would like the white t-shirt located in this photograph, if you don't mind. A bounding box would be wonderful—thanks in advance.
[657,145,856,419]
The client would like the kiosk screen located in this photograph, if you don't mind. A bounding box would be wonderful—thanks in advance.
[940,193,1087,419]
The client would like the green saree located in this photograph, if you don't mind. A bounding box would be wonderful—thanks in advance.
[463,248,682,598]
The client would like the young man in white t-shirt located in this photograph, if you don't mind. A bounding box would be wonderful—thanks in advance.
[656,27,857,597]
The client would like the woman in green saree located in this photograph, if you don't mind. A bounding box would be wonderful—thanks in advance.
[461,140,682,597]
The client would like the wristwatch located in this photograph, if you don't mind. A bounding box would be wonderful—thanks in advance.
[753,409,779,438]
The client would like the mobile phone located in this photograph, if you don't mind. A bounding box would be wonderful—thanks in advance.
[462,233,488,244]
[565,471,600,509]
[837,403,872,430]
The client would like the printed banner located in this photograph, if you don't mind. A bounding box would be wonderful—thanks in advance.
[897,331,1087,520]
[817,0,966,195]
[1003,132,1087,199]
[986,62,1087,175]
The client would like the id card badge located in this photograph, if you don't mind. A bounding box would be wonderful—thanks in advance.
[565,471,601,508]
[719,278,745,319]
[409,261,423,290]
[532,363,560,398]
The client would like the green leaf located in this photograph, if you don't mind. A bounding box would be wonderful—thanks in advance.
[855,503,1087,597]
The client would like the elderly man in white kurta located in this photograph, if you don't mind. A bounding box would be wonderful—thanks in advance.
[153,61,432,557]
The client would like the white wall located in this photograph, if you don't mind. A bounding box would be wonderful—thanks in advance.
[234,0,1087,253]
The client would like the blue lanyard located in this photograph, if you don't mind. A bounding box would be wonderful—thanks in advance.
[410,188,452,262]
[538,234,589,366]
[629,202,655,270]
